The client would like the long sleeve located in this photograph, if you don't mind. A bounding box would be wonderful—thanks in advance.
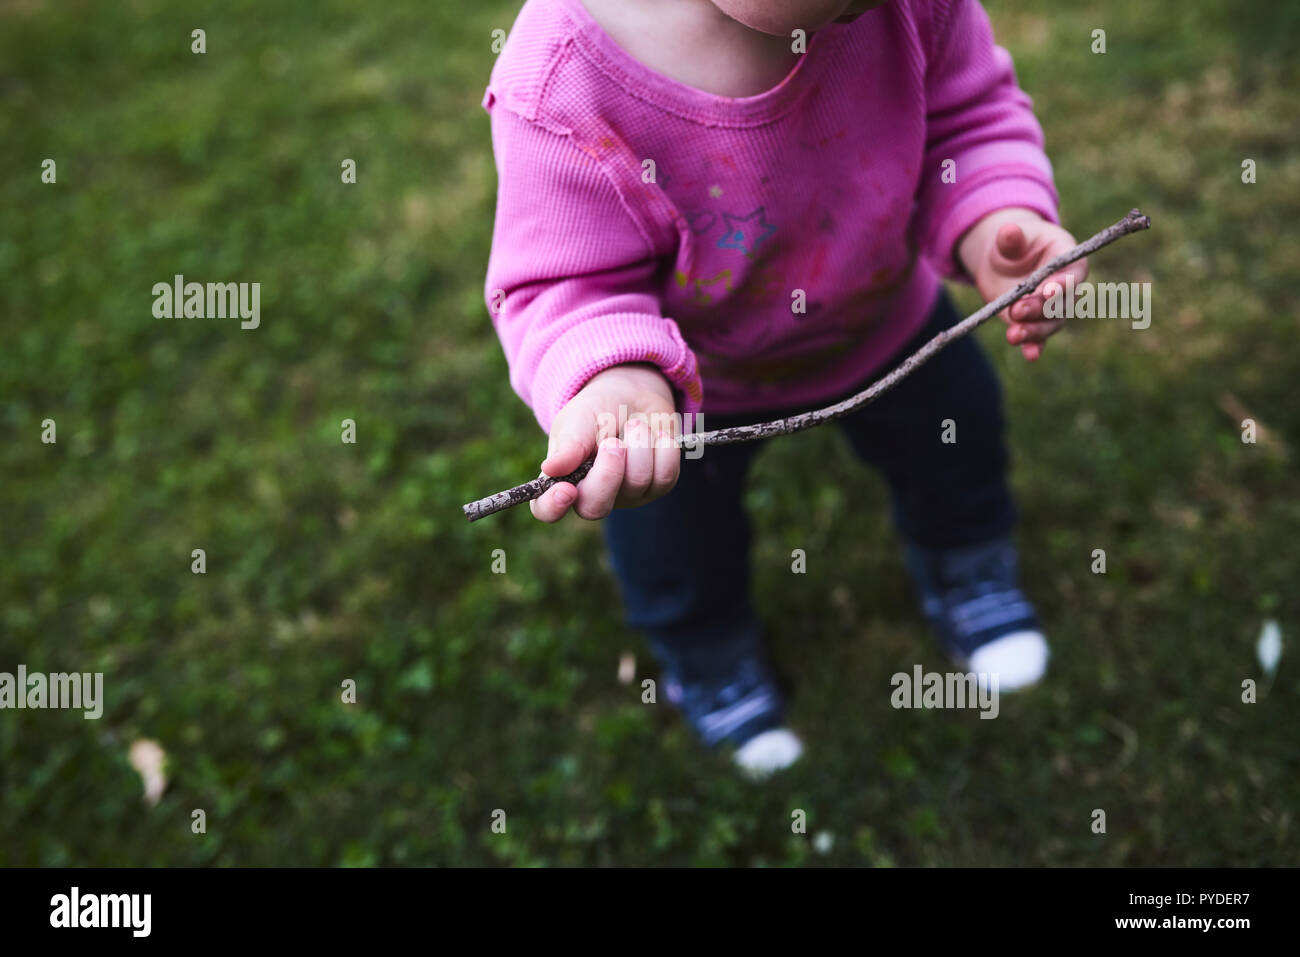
[482,102,703,434]
[913,0,1060,279]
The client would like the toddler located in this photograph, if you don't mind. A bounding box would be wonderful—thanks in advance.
[482,0,1088,775]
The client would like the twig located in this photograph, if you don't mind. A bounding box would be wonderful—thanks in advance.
[1099,712,1140,778]
[463,208,1151,521]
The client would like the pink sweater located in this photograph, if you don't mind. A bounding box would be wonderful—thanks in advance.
[483,0,1059,433]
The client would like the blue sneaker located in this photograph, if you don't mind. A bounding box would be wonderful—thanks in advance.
[902,535,1048,690]
[654,631,803,776]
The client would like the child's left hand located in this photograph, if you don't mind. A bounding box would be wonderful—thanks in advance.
[957,207,1088,361]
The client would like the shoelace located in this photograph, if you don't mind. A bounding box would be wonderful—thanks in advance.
[932,542,1016,605]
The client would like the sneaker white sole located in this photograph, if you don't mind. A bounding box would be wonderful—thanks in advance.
[966,629,1049,691]
[733,728,804,778]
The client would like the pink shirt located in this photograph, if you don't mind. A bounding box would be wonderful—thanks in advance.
[483,0,1059,433]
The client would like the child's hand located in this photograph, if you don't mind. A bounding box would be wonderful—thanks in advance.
[531,363,681,523]
[957,207,1088,361]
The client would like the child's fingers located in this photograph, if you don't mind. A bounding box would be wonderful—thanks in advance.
[1010,294,1044,323]
[1006,275,1064,359]
[1050,257,1089,290]
[573,435,626,520]
[648,425,680,499]
[540,435,589,481]
[989,226,1033,322]
[540,407,597,480]
[618,417,654,502]
[993,221,1031,265]
[608,413,655,501]
[535,406,597,521]
[1007,316,1065,345]
[530,481,577,523]
[1028,262,1087,309]
[1008,257,1082,341]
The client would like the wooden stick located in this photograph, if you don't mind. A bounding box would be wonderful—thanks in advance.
[463,208,1151,522]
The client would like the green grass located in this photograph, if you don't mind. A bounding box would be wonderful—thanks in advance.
[1,0,1297,866]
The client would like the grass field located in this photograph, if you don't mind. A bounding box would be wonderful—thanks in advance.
[1,0,1297,866]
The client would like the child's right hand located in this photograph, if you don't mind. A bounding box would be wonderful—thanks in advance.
[531,363,682,523]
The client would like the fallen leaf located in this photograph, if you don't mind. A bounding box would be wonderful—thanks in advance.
[1218,393,1290,459]
[1257,620,1283,677]
[617,653,635,685]
[128,739,167,807]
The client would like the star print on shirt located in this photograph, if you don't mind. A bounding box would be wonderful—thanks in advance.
[716,207,776,256]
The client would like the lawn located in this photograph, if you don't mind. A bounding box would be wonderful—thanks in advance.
[1,0,1297,866]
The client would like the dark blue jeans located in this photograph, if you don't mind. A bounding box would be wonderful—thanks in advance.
[603,291,1016,675]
